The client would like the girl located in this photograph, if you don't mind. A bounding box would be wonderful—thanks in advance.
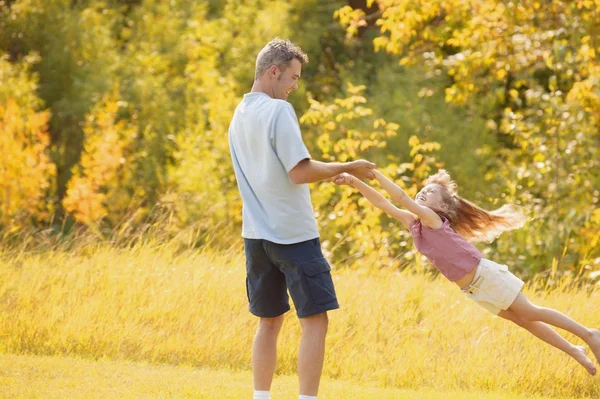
[332,169,600,375]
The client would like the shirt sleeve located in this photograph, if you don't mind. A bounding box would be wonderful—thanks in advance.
[271,103,311,173]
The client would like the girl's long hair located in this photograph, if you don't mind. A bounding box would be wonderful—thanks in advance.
[425,170,527,242]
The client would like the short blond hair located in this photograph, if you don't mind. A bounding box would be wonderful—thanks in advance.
[255,38,308,80]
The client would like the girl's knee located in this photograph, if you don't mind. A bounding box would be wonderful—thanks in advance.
[511,315,527,327]
[519,305,544,322]
[503,311,527,327]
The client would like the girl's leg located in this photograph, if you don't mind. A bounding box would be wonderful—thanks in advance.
[498,308,597,375]
[508,292,600,363]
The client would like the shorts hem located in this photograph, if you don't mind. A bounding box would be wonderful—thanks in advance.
[249,306,291,318]
[297,302,340,318]
[503,282,525,310]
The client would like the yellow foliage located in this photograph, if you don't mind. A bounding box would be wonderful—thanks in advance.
[0,99,55,230]
[63,89,136,226]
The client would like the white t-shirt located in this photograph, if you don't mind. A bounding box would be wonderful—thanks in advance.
[228,92,319,244]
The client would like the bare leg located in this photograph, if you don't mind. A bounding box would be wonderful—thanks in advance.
[298,312,329,396]
[498,308,596,375]
[253,315,285,391]
[508,292,600,364]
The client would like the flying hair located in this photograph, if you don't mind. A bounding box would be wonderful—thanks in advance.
[425,170,527,242]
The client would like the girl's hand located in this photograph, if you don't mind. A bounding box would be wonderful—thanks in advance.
[331,173,355,186]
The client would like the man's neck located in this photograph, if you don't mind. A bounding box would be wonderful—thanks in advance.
[251,80,274,98]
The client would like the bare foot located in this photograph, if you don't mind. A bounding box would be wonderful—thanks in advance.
[573,346,596,376]
[588,328,600,364]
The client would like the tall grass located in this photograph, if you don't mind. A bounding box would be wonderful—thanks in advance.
[0,238,599,397]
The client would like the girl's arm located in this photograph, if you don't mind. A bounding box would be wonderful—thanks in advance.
[333,174,416,229]
[373,170,443,229]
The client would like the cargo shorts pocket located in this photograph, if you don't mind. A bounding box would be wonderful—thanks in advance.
[300,257,336,305]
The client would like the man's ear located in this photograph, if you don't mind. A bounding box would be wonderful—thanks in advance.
[269,65,278,77]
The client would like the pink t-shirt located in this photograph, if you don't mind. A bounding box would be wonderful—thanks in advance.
[409,217,482,282]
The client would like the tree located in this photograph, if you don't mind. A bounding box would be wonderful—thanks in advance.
[338,0,600,272]
[0,54,55,231]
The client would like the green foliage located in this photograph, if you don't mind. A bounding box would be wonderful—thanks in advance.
[338,0,600,274]
[0,0,599,277]
[164,0,294,241]
[300,83,442,268]
[1,0,120,203]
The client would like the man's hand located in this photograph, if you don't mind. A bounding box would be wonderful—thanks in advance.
[288,159,375,184]
[346,160,376,180]
[331,173,355,186]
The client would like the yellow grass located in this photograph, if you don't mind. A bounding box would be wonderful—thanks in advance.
[0,240,599,397]
[0,353,569,399]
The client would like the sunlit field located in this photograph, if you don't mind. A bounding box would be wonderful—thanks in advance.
[0,239,599,398]
[0,353,576,399]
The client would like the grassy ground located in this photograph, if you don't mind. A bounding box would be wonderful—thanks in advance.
[0,353,579,399]
[0,241,599,397]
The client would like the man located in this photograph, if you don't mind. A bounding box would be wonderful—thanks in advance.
[228,38,376,399]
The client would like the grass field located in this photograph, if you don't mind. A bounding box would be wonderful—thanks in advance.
[0,353,580,399]
[0,239,599,397]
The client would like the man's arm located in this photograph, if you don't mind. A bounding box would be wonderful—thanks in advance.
[272,104,375,184]
[289,159,376,185]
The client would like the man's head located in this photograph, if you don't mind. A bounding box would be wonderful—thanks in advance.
[254,38,308,100]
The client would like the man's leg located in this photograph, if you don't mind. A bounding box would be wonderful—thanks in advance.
[245,239,290,395]
[298,312,329,396]
[267,238,339,397]
[253,315,285,391]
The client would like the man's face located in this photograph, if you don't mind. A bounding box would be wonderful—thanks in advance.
[271,58,301,100]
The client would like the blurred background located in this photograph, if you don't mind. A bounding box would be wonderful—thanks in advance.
[1,0,599,280]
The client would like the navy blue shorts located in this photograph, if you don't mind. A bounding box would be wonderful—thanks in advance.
[244,238,339,318]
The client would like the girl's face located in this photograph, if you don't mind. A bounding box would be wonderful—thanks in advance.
[415,183,448,211]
